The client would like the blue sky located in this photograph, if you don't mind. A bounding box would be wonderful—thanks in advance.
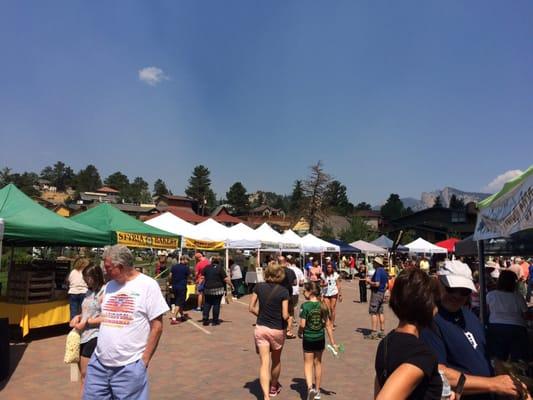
[1,1,532,204]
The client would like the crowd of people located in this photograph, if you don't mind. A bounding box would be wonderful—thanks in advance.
[65,246,533,400]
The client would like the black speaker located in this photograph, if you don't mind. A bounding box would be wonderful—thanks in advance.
[0,318,9,382]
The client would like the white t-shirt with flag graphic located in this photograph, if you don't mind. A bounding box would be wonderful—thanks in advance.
[95,273,169,367]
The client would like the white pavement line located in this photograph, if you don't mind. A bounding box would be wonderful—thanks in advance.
[233,299,248,306]
[186,319,212,335]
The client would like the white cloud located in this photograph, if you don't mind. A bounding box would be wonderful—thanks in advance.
[138,66,168,86]
[484,169,523,193]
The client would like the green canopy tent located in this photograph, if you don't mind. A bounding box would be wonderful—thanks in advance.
[0,184,110,247]
[71,203,180,249]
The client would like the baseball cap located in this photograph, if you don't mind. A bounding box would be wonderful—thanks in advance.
[437,260,477,292]
[325,256,331,261]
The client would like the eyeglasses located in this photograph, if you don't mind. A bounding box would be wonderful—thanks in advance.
[445,286,472,297]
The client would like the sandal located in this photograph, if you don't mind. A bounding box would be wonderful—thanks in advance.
[286,333,297,339]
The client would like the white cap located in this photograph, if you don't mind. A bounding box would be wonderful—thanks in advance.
[437,260,477,292]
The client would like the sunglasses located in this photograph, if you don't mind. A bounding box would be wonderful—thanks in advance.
[445,286,472,297]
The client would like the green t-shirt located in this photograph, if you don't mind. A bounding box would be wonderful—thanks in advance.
[299,301,326,341]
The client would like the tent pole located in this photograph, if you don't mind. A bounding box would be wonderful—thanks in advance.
[477,240,487,327]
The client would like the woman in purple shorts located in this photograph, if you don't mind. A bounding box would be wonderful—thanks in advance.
[249,262,290,399]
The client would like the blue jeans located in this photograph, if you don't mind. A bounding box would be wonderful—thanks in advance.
[83,355,149,400]
[203,294,223,323]
[69,293,86,319]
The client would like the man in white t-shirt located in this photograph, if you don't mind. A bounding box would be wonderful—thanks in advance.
[84,245,169,400]
[287,255,305,327]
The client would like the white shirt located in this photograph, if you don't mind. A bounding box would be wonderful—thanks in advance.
[321,272,340,297]
[487,290,527,327]
[230,264,243,280]
[95,273,169,367]
[288,265,305,296]
[67,269,88,295]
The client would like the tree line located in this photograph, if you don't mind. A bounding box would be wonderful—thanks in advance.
[1,161,451,240]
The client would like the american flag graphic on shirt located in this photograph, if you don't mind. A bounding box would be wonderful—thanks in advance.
[102,293,137,327]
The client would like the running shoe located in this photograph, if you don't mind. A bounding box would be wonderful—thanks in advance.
[195,307,202,312]
[269,383,281,397]
[306,388,317,400]
[314,391,321,400]
[377,331,386,339]
[170,319,180,325]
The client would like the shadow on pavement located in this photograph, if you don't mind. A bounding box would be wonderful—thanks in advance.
[243,378,263,399]
[355,327,373,336]
[0,342,27,391]
[290,377,307,400]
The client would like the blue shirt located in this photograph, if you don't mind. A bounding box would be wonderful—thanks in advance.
[171,263,190,289]
[371,267,388,292]
[528,264,533,283]
[421,306,493,400]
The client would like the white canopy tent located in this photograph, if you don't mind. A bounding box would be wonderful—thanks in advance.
[144,212,197,239]
[279,229,302,252]
[255,223,284,251]
[191,218,230,242]
[405,238,448,254]
[349,240,387,255]
[226,223,261,249]
[302,233,340,253]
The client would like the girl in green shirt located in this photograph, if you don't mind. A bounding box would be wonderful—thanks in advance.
[298,281,338,400]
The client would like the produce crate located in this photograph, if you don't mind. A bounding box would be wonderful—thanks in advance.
[7,270,56,304]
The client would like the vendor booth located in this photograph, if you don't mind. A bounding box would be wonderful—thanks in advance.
[370,235,409,252]
[71,203,180,249]
[349,240,387,255]
[404,238,447,254]
[0,184,111,336]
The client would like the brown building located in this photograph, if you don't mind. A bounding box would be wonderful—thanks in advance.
[353,210,383,232]
[210,206,243,226]
[387,204,477,243]
[242,205,291,230]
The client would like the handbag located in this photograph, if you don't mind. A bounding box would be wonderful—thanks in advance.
[64,328,81,364]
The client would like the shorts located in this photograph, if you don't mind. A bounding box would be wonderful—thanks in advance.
[288,295,299,317]
[303,338,325,353]
[323,293,338,299]
[173,287,187,308]
[369,291,385,315]
[197,282,205,293]
[80,337,98,358]
[254,325,285,352]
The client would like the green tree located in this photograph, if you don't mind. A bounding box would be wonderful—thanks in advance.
[289,180,305,215]
[0,167,12,187]
[449,194,465,210]
[153,179,171,197]
[324,180,353,216]
[185,165,216,214]
[226,182,249,214]
[400,229,417,245]
[433,196,443,208]
[75,164,102,192]
[339,216,378,243]
[380,194,405,220]
[320,225,335,241]
[2,170,40,196]
[355,202,372,211]
[104,171,130,199]
[130,177,152,204]
[40,161,75,191]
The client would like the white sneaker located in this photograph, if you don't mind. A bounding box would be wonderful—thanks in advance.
[307,388,317,400]
[314,392,321,400]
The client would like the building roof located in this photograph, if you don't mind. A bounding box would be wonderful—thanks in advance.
[155,194,196,202]
[154,206,207,223]
[109,203,157,214]
[96,186,120,194]
[213,210,243,224]
[353,210,382,218]
[249,205,282,213]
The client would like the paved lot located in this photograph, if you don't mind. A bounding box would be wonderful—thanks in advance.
[0,280,397,400]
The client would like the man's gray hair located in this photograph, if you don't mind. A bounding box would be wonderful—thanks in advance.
[103,245,134,268]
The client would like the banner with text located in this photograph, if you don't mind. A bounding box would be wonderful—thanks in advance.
[117,231,180,249]
[184,238,225,251]
[474,171,533,241]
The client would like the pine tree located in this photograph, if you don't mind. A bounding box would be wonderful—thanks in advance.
[153,179,171,197]
[75,165,102,192]
[226,182,249,214]
[380,194,406,220]
[185,165,216,214]
[433,196,443,208]
[302,161,332,234]
[289,180,304,215]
